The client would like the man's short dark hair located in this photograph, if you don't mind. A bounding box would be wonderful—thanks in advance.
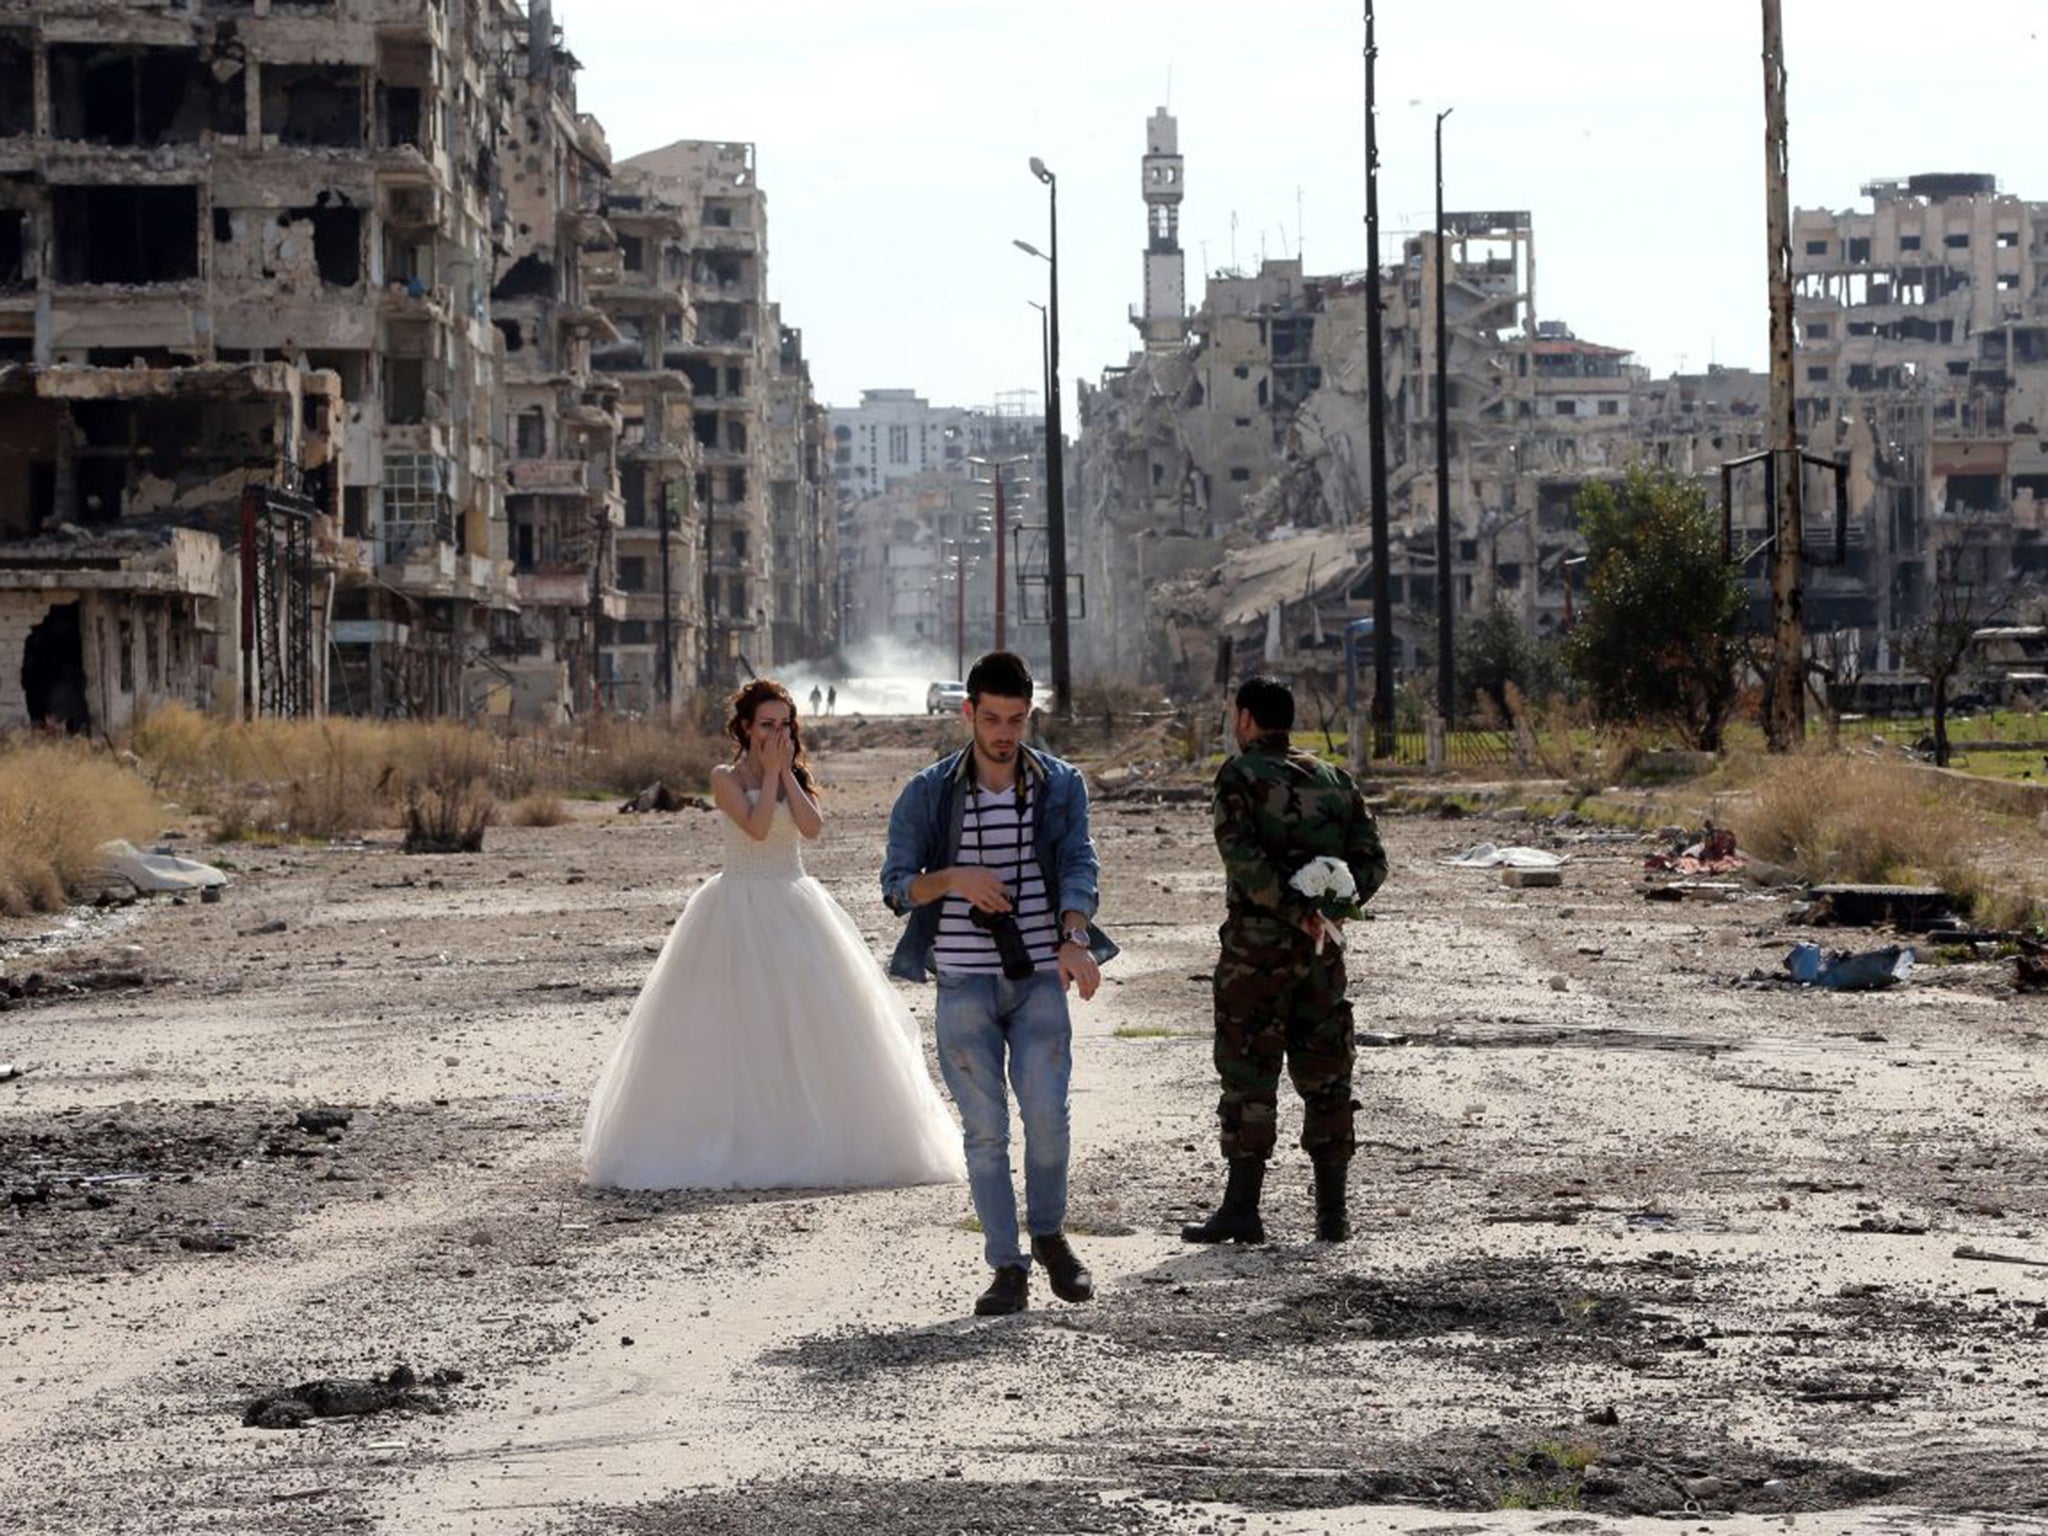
[1235,676,1294,732]
[967,650,1033,705]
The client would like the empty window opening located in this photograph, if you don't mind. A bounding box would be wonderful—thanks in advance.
[286,200,362,286]
[50,44,236,146]
[0,30,32,138]
[1803,239,1828,256]
[694,412,719,448]
[24,602,91,734]
[0,209,24,291]
[704,202,734,228]
[1997,229,2020,249]
[1554,399,1578,417]
[384,357,426,424]
[726,419,746,453]
[1597,398,1620,416]
[492,253,554,301]
[617,556,647,592]
[262,65,366,149]
[494,318,523,353]
[1898,234,1922,251]
[1228,466,1250,483]
[1846,237,1871,263]
[620,235,645,272]
[724,366,744,395]
[515,409,546,459]
[1944,231,1971,249]
[53,186,199,284]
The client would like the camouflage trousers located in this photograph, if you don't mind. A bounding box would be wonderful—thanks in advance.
[1210,915,1357,1165]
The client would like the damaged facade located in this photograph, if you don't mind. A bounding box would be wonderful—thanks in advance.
[0,3,834,733]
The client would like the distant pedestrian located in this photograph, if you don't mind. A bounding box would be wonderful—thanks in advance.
[826,685,837,716]
[1183,676,1388,1246]
[809,684,824,716]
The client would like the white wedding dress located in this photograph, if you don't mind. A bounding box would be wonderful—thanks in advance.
[581,793,965,1191]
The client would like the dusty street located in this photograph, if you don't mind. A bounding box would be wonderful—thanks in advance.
[4,734,2048,1536]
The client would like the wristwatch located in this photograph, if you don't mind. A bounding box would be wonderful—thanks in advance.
[1060,926,1090,949]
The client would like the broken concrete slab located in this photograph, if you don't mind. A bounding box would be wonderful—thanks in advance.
[1500,867,1563,888]
[1808,884,1954,930]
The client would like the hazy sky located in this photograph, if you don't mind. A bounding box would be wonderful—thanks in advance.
[562,0,2045,415]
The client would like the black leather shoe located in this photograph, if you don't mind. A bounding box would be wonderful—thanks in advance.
[1030,1232,1095,1303]
[973,1265,1029,1316]
[1181,1157,1268,1245]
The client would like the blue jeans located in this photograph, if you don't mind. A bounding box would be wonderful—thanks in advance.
[934,971,1072,1272]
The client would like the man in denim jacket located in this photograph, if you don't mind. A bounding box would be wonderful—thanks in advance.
[883,651,1117,1316]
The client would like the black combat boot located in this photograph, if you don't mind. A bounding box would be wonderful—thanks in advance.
[1180,1158,1267,1245]
[1030,1232,1095,1303]
[974,1265,1029,1316]
[1312,1158,1350,1242]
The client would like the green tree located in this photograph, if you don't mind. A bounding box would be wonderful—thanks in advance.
[1562,470,1744,750]
[1457,600,1561,720]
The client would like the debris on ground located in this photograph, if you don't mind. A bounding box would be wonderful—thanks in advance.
[1784,941,1916,990]
[1644,826,1745,877]
[1642,881,1742,903]
[619,781,711,814]
[2016,936,2048,992]
[243,1364,463,1429]
[1445,842,1568,870]
[98,840,229,894]
[1805,884,1955,930]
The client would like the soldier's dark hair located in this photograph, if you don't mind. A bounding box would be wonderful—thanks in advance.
[1235,676,1294,732]
[966,650,1033,705]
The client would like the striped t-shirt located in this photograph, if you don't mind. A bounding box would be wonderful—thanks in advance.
[934,782,1061,975]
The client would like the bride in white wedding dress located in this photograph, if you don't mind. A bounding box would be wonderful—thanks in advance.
[581,680,965,1191]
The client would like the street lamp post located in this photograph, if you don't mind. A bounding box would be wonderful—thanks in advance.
[1362,0,1396,760]
[1025,156,1071,718]
[1433,107,1456,728]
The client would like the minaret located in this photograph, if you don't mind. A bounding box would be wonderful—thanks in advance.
[1136,108,1186,354]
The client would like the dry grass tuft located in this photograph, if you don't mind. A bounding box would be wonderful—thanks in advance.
[0,737,160,915]
[398,725,497,853]
[576,719,725,797]
[1723,750,2045,922]
[506,791,570,828]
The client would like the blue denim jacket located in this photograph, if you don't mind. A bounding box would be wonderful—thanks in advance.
[881,745,1118,983]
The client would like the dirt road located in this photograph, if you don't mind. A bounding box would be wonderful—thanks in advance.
[4,740,2047,1535]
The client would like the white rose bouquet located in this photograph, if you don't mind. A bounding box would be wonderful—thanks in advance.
[1289,855,1364,953]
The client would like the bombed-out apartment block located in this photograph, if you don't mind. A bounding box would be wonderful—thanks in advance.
[486,3,626,723]
[0,0,515,727]
[615,141,780,681]
[592,168,704,712]
[1791,174,2048,660]
[0,4,839,733]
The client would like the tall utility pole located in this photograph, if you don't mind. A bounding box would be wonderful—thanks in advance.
[954,541,967,682]
[1433,108,1456,727]
[993,469,1008,650]
[657,479,674,712]
[1762,0,1805,749]
[1362,0,1395,760]
[1030,156,1073,719]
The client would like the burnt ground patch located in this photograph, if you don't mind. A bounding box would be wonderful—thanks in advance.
[1129,1426,2048,1517]
[762,1319,1022,1377]
[554,1474,1156,1536]
[1073,1256,1686,1375]
[0,1095,578,1282]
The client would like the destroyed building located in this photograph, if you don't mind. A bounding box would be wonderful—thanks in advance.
[1077,109,2048,701]
[832,394,1046,667]
[1791,173,2048,657]
[0,6,837,732]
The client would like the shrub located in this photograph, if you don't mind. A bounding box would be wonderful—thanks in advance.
[507,792,570,827]
[399,725,497,853]
[0,738,160,915]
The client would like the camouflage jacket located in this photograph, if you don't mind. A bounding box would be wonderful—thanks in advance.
[1213,734,1388,928]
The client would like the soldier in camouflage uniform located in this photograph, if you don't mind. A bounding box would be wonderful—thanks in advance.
[1183,676,1388,1245]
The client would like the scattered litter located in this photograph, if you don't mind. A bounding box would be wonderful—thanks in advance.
[1806,884,1954,930]
[98,840,228,894]
[1785,942,1915,991]
[1500,867,1563,889]
[1642,881,1741,903]
[0,1062,26,1083]
[1953,1244,2048,1268]
[1644,827,1745,877]
[2017,937,2048,992]
[1446,843,1567,870]
[619,781,710,814]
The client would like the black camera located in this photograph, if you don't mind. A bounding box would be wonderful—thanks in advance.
[970,907,1037,980]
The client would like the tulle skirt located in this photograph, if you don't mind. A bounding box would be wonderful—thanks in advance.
[581,871,966,1191]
